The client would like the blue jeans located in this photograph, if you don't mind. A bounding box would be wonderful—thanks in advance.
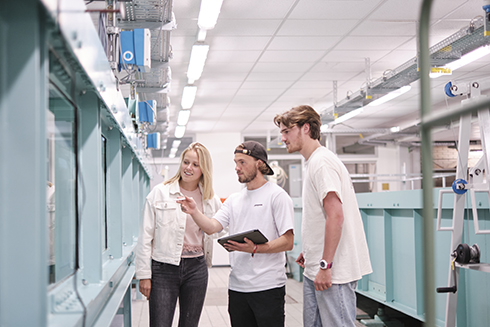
[303,276,357,327]
[149,256,208,327]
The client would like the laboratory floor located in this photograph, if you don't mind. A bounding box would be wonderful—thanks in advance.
[126,266,421,327]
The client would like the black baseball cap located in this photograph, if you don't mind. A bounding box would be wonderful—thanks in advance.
[234,141,274,175]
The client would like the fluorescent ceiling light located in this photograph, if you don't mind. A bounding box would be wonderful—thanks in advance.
[198,0,224,30]
[169,147,178,158]
[171,140,181,149]
[446,45,490,71]
[181,86,197,109]
[331,108,364,125]
[197,29,207,42]
[187,43,209,83]
[431,45,490,78]
[177,110,191,126]
[368,85,412,107]
[174,125,186,138]
[169,147,178,159]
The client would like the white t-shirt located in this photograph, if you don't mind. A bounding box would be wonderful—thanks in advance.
[213,182,294,292]
[302,146,372,284]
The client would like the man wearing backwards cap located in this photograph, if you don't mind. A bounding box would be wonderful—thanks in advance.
[178,141,294,327]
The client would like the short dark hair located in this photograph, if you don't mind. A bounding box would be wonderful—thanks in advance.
[273,105,321,141]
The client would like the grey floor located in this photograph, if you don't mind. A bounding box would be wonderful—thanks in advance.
[130,266,304,327]
[128,266,374,327]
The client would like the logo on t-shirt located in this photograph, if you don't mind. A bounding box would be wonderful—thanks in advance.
[254,203,263,207]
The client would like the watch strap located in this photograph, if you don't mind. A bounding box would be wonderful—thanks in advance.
[320,259,333,270]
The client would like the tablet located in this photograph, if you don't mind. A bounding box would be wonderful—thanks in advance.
[217,229,268,252]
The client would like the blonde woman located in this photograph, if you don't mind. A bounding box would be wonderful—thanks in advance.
[135,142,222,327]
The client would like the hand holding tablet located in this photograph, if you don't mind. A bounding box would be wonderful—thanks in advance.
[217,229,268,252]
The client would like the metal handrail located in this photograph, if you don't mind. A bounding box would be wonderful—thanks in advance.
[351,172,455,189]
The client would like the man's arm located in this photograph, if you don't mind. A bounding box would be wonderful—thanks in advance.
[224,229,294,253]
[177,196,223,234]
[315,191,344,291]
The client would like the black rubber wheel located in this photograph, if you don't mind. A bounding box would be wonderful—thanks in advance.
[456,243,470,264]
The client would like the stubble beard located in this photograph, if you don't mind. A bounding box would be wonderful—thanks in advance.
[286,142,301,154]
[238,167,257,184]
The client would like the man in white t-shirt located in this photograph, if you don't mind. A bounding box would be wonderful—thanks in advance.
[178,141,294,327]
[274,105,372,327]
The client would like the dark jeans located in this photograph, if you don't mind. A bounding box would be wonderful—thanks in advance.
[149,256,208,327]
[228,286,286,327]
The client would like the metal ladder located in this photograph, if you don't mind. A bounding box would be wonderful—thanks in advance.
[434,81,490,327]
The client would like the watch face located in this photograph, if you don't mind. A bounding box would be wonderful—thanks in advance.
[320,260,332,269]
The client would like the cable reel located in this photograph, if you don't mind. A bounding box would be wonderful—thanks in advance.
[436,243,481,294]
[453,243,481,264]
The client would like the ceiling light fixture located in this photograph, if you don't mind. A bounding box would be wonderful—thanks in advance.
[174,125,186,139]
[430,45,490,78]
[331,108,364,125]
[198,0,224,30]
[169,147,178,158]
[367,85,412,107]
[171,140,182,149]
[197,29,207,42]
[181,85,197,109]
[177,110,191,126]
[446,45,490,71]
[187,43,209,83]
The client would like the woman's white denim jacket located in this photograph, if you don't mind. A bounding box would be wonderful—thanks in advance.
[135,179,222,280]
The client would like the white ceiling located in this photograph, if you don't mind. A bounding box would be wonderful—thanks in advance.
[102,0,490,153]
[166,0,490,145]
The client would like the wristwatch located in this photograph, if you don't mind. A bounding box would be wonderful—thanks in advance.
[319,259,333,270]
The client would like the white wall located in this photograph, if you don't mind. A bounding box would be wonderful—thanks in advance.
[374,144,422,192]
[407,147,421,190]
[196,132,243,266]
[196,132,243,198]
[376,144,401,192]
[148,162,180,190]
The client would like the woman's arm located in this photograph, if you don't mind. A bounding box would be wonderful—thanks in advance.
[135,199,155,279]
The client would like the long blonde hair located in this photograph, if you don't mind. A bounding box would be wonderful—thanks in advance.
[164,142,215,200]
